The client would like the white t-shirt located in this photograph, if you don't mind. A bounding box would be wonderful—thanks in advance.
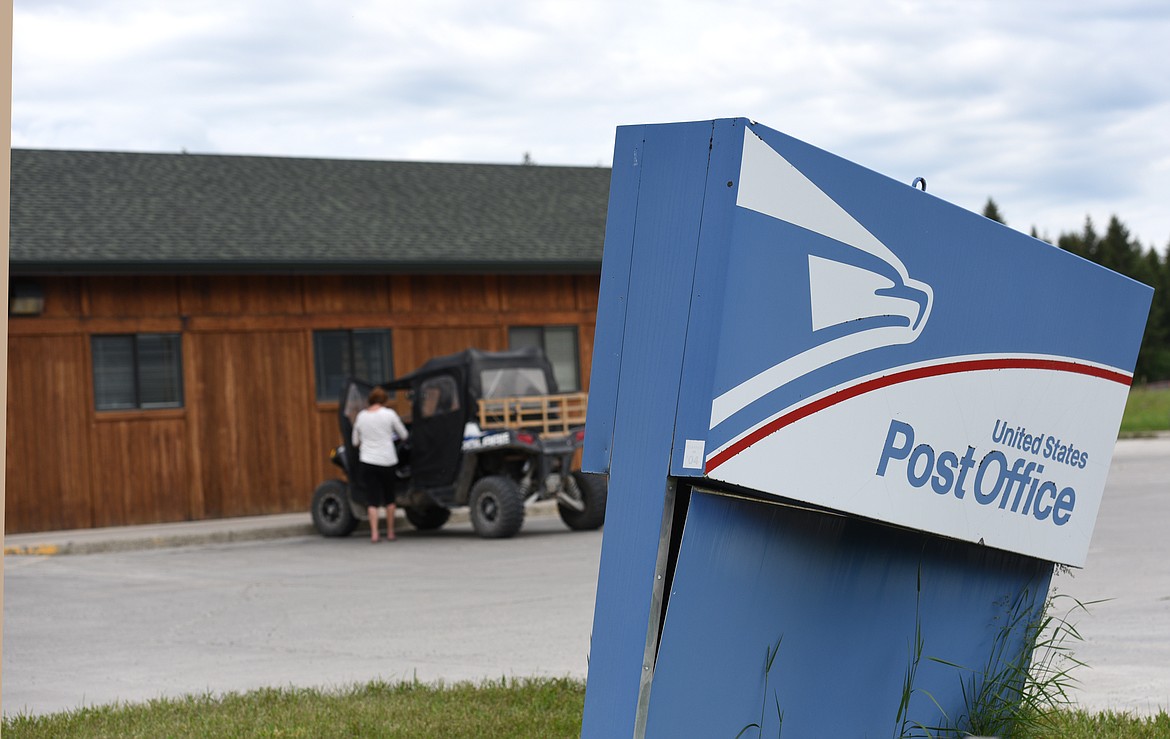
[352,406,409,467]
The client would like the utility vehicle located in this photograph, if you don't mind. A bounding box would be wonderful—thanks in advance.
[310,347,607,539]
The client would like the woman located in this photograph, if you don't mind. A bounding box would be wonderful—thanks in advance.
[351,387,409,542]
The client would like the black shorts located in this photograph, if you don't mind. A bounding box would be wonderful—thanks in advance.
[359,462,397,507]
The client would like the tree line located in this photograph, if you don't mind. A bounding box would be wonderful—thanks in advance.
[983,199,1169,383]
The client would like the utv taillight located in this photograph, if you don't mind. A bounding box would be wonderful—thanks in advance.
[574,430,585,442]
[517,432,536,445]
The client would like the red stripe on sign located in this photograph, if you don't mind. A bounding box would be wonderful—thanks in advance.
[704,358,1132,474]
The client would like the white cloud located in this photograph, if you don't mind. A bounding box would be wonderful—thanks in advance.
[12,0,1170,248]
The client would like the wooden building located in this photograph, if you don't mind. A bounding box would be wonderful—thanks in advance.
[7,149,609,533]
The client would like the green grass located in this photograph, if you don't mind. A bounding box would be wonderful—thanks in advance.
[3,678,1168,738]
[1120,385,1170,435]
[1029,708,1170,738]
[1,677,584,739]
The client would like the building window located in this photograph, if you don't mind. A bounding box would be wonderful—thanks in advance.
[314,329,393,402]
[92,334,184,411]
[509,325,580,392]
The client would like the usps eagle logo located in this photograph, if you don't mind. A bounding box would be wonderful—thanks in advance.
[710,131,935,431]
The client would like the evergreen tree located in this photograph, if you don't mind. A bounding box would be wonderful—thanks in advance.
[1057,217,1100,262]
[981,198,1006,225]
[1145,242,1170,381]
[1097,216,1142,276]
[1055,215,1169,382]
[1133,245,1170,383]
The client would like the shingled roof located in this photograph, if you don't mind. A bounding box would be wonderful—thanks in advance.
[10,149,611,275]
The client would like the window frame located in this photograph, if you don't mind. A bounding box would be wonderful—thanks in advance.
[312,328,395,403]
[91,333,185,412]
[507,324,581,392]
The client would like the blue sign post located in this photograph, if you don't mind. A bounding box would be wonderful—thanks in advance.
[582,118,1152,736]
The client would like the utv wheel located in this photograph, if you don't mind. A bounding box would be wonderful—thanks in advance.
[559,471,608,531]
[405,505,451,531]
[469,475,525,539]
[311,480,358,537]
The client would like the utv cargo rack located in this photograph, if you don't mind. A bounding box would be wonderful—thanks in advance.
[477,392,589,434]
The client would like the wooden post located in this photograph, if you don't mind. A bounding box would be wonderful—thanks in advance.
[1,0,15,701]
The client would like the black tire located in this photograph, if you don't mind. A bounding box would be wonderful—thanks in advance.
[311,480,358,537]
[559,471,608,531]
[405,505,451,531]
[469,475,525,539]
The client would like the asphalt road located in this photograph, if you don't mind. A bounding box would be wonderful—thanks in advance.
[3,515,602,718]
[1048,436,1170,715]
[3,437,1168,718]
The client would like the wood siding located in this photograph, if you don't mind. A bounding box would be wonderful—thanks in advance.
[6,273,600,533]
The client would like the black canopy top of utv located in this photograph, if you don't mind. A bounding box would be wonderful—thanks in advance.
[382,347,558,405]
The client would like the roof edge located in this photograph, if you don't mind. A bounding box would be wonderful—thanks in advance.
[8,259,604,277]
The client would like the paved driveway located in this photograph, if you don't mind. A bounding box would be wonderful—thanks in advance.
[3,517,601,717]
[1050,436,1170,715]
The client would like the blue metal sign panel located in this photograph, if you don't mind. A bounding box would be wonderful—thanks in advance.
[645,490,1053,737]
[662,120,1150,566]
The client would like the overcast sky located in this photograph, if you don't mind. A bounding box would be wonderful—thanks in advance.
[13,0,1170,250]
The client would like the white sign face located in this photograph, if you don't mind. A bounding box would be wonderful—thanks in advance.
[675,123,1152,566]
[705,358,1130,566]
